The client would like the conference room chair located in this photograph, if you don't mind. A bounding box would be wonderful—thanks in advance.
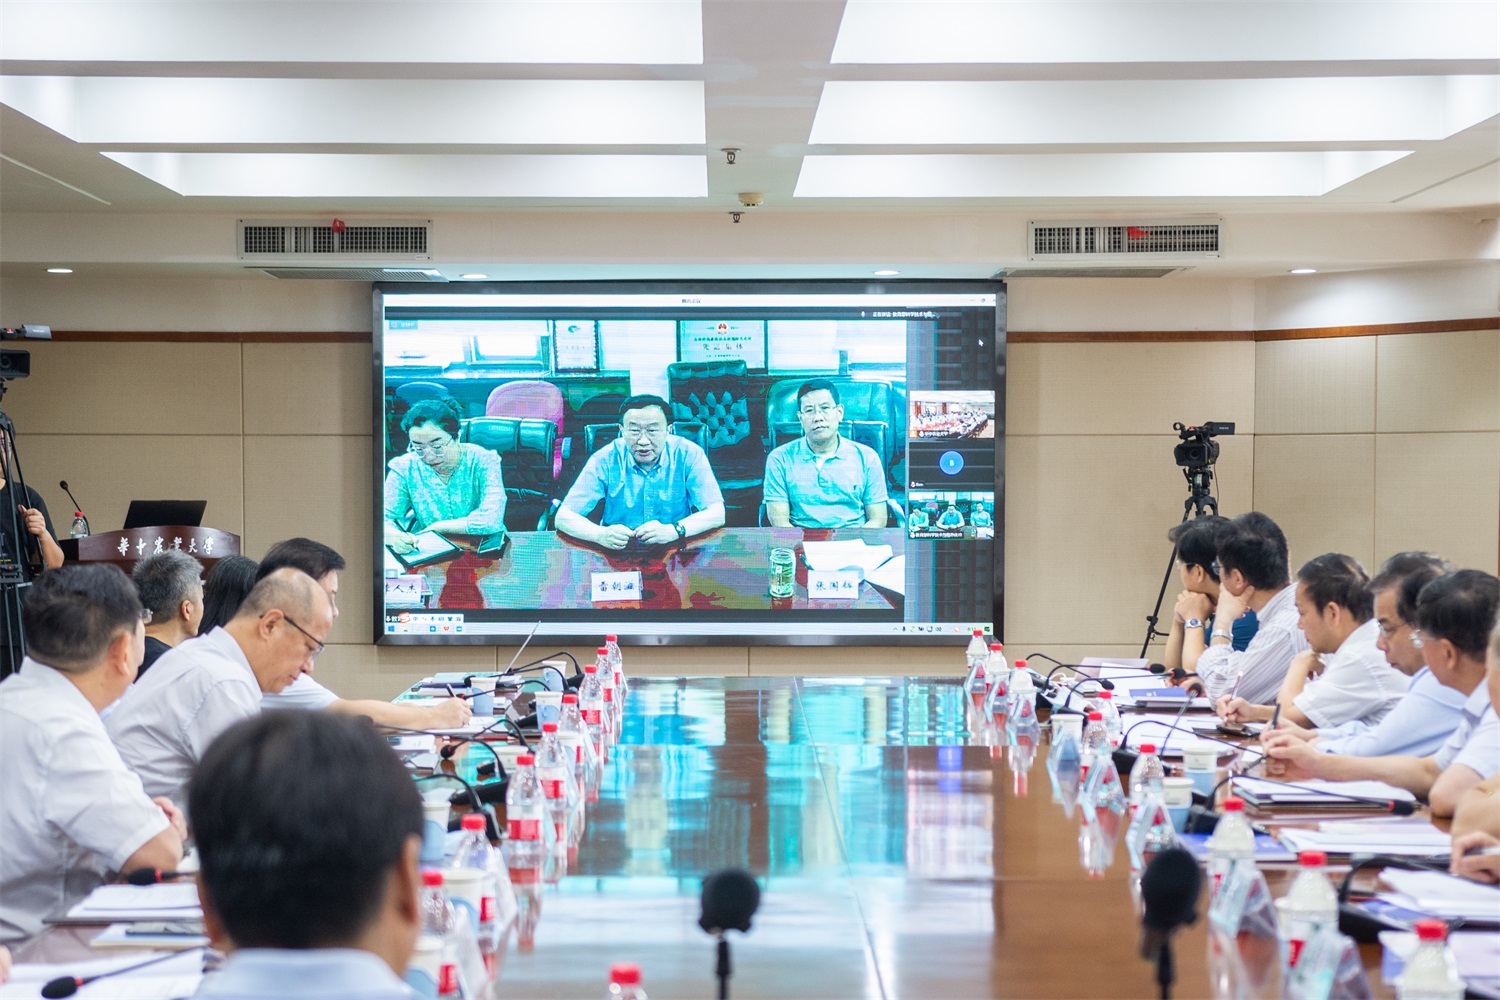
[485,380,568,479]
[460,416,559,532]
[666,361,763,522]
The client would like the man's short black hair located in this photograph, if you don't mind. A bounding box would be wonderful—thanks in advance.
[257,538,347,583]
[618,394,671,425]
[1369,552,1450,624]
[1169,515,1230,580]
[199,554,260,635]
[1216,524,1290,591]
[1415,569,1500,661]
[23,564,142,673]
[1296,553,1374,622]
[189,711,423,949]
[1231,510,1290,566]
[796,379,841,408]
[132,550,204,625]
[400,397,462,438]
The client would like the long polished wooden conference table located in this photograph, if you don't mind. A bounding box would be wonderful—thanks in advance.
[22,676,1404,999]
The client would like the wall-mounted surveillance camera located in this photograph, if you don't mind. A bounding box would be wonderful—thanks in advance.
[737,192,764,208]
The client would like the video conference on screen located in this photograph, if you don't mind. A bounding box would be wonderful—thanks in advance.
[373,281,1004,644]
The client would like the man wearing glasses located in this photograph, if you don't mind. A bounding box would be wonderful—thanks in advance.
[763,380,887,529]
[557,394,724,549]
[384,398,506,555]
[106,568,334,810]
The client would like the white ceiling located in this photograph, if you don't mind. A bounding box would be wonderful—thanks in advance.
[0,0,1496,281]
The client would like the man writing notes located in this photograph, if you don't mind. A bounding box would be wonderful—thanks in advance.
[557,394,725,549]
[106,568,333,807]
[384,398,506,555]
[1219,553,1406,729]
[0,566,185,946]
[763,380,887,529]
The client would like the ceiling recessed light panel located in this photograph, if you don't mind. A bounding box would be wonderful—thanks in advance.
[810,78,1500,145]
[831,1,1498,64]
[794,152,1412,199]
[0,0,703,64]
[46,267,72,273]
[0,78,707,145]
[103,153,708,198]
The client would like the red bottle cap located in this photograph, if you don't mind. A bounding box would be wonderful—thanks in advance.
[1139,743,1156,754]
[610,963,642,986]
[585,664,598,673]
[542,722,558,732]
[461,814,485,831]
[1014,660,1027,669]
[598,647,608,655]
[1298,850,1327,867]
[1413,918,1448,942]
[562,693,578,704]
[972,629,983,636]
[74,511,84,517]
[1098,690,1113,700]
[988,643,1002,651]
[1222,796,1245,812]
[516,753,535,766]
[422,870,444,887]
[1087,711,1103,721]
[606,634,618,642]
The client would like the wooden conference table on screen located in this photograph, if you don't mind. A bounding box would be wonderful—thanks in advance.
[21,677,1401,999]
[403,526,903,611]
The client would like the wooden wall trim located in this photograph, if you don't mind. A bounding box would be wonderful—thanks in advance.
[1253,317,1498,341]
[47,331,370,343]
[1011,316,1497,344]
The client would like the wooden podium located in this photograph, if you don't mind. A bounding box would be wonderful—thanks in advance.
[60,526,241,571]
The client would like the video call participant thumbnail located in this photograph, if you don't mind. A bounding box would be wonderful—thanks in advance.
[557,394,725,549]
[384,398,506,554]
[763,380,887,529]
[189,711,422,999]
[0,565,185,947]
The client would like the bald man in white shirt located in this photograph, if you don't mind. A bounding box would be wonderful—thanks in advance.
[0,565,185,946]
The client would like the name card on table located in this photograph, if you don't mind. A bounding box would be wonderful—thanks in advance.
[591,571,643,603]
[808,570,860,600]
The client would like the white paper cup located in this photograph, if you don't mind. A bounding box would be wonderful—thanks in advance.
[533,691,563,726]
[1052,713,1084,744]
[1182,744,1219,771]
[404,934,445,997]
[1161,776,1195,830]
[443,866,487,933]
[421,795,451,865]
[470,675,496,717]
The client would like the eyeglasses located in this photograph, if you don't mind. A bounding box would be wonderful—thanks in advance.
[621,424,667,440]
[407,435,454,455]
[280,614,326,660]
[799,403,838,417]
[139,608,154,624]
[1376,618,1408,638]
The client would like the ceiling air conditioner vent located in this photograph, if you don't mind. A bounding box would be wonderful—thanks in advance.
[238,220,432,261]
[997,266,1188,279]
[256,268,447,282]
[1029,220,1221,260]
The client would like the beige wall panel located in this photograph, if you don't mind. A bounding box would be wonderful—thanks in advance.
[1254,338,1376,435]
[242,435,373,645]
[1007,277,1256,333]
[243,342,373,436]
[1007,341,1255,438]
[5,341,243,436]
[312,643,500,702]
[1005,433,1254,647]
[1375,432,1500,574]
[23,434,243,537]
[1376,328,1500,433]
[750,645,962,677]
[1252,435,1376,570]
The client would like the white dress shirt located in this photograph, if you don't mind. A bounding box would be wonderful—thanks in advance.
[105,627,262,807]
[261,673,338,711]
[1317,666,1467,758]
[1435,683,1500,779]
[0,659,169,946]
[1195,585,1309,704]
[1292,619,1408,729]
[193,948,412,1000]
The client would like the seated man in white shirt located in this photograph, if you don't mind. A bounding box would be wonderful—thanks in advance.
[254,538,470,729]
[106,567,333,807]
[189,711,420,1000]
[1219,552,1407,729]
[1264,569,1500,818]
[0,565,186,946]
[1191,512,1309,704]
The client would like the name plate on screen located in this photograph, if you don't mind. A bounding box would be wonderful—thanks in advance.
[807,570,859,600]
[591,571,642,603]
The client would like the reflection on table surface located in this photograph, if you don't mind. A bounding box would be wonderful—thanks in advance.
[495,676,1212,1000]
[394,527,905,612]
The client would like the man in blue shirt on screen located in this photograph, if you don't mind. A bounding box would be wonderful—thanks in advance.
[763,380,888,529]
[557,395,725,549]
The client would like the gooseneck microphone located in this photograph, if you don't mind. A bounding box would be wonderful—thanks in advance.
[41,947,204,999]
[124,866,191,886]
[58,480,84,515]
[700,869,760,1000]
[1138,847,1201,1000]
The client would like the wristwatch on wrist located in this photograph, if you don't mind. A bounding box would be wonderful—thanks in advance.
[1185,618,1204,630]
[1211,628,1232,641]
[674,521,686,540]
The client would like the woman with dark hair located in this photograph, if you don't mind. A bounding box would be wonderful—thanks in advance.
[197,554,260,635]
[383,397,506,554]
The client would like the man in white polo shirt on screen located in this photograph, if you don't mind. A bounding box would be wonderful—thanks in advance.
[106,567,333,808]
[0,565,185,946]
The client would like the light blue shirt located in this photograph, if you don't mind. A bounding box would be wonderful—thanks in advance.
[1436,683,1500,779]
[194,948,411,1000]
[563,435,723,529]
[1316,666,1467,758]
[384,443,506,536]
[762,435,887,528]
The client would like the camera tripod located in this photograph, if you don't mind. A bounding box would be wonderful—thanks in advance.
[1139,466,1219,658]
[0,382,44,678]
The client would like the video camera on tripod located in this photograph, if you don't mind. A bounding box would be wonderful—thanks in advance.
[1,324,51,381]
[1172,421,1234,469]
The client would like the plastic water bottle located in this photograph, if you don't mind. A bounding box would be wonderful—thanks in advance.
[965,628,987,673]
[1081,710,1111,776]
[415,871,461,999]
[1004,660,1036,719]
[1206,796,1257,895]
[983,644,1010,717]
[1096,689,1123,748]
[1128,743,1165,810]
[69,512,89,539]
[607,962,648,999]
[1396,919,1465,1000]
[605,634,627,697]
[963,645,988,702]
[579,665,607,761]
[595,647,619,742]
[1281,850,1339,969]
[559,692,602,801]
[505,752,546,848]
[536,722,579,841]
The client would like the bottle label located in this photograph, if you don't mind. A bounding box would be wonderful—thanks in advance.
[508,817,541,841]
[1287,936,1307,967]
[438,963,459,997]
[480,894,496,923]
[581,707,602,725]
[603,687,615,702]
[539,777,565,799]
